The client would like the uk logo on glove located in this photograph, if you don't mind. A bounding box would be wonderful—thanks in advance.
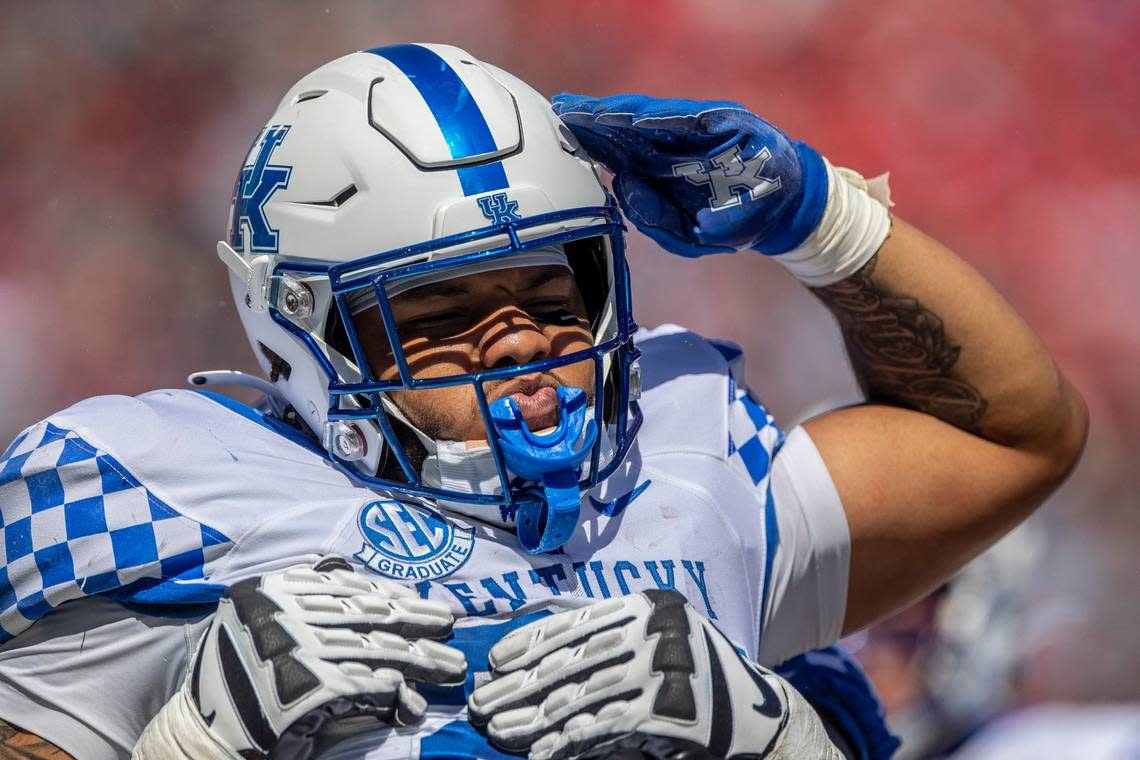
[551,94,829,258]
[673,144,781,212]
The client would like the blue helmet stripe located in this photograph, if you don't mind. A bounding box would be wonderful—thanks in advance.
[367,44,508,196]
[456,163,509,196]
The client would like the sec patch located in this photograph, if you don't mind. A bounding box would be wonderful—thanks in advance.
[354,499,474,581]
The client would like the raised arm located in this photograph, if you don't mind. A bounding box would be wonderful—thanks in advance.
[554,93,1088,635]
[806,217,1087,631]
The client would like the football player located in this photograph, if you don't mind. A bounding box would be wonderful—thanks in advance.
[0,44,1086,759]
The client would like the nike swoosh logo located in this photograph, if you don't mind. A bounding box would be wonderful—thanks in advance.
[742,656,784,719]
[702,629,733,756]
[709,624,784,720]
[587,479,651,517]
[189,633,216,726]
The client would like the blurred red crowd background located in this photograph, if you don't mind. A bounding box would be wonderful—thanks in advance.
[1,0,1137,734]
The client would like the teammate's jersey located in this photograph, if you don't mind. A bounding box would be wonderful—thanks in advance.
[0,325,849,760]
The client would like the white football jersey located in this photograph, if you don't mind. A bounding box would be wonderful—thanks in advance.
[0,325,849,760]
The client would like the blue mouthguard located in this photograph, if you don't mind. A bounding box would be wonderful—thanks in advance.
[489,386,598,554]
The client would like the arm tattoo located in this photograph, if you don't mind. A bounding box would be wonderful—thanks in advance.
[0,721,72,760]
[812,254,988,432]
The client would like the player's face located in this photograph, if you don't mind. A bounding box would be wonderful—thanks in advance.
[357,265,595,442]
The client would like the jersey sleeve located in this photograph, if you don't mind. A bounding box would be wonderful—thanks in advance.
[638,329,849,664]
[0,398,232,645]
[705,338,850,665]
[758,425,851,665]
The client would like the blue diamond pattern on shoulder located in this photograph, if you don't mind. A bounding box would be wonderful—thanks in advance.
[56,437,97,467]
[737,436,771,485]
[709,338,786,483]
[26,469,65,512]
[39,423,69,448]
[726,386,784,490]
[110,523,160,568]
[96,455,140,494]
[34,544,75,588]
[80,570,121,595]
[0,453,30,490]
[147,492,181,521]
[742,392,774,433]
[201,525,228,547]
[160,548,205,579]
[0,569,14,612]
[16,591,51,620]
[4,518,33,562]
[0,420,232,644]
[64,496,107,539]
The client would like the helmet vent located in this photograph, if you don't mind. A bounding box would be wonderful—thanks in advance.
[368,63,521,168]
[292,184,358,208]
[258,342,293,382]
[294,89,328,104]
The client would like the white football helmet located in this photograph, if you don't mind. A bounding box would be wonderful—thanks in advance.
[199,44,641,554]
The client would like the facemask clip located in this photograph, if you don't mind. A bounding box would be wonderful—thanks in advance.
[490,386,598,554]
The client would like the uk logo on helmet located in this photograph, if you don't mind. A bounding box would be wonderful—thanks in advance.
[477,192,521,225]
[231,124,293,253]
[354,499,475,581]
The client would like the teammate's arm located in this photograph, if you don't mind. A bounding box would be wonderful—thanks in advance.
[804,218,1087,632]
[0,721,73,760]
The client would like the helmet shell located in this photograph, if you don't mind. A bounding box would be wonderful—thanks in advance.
[226,44,611,440]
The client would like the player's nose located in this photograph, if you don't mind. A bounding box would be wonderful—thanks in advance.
[479,311,551,369]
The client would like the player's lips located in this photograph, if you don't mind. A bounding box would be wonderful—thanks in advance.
[509,386,559,424]
[497,376,560,429]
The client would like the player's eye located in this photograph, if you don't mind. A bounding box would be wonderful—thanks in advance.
[403,310,470,335]
[526,299,581,326]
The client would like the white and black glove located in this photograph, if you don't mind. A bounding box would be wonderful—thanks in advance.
[468,589,841,760]
[133,556,466,760]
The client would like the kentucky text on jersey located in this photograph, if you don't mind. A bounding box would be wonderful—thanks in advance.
[418,558,718,619]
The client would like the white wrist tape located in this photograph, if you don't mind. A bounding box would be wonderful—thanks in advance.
[774,158,893,287]
[132,686,238,760]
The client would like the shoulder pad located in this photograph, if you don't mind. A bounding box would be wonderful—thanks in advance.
[0,390,329,644]
[633,325,783,483]
[633,325,733,459]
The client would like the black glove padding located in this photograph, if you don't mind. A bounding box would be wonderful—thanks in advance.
[133,556,466,760]
[468,589,840,760]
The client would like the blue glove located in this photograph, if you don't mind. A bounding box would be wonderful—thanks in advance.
[775,646,901,760]
[552,93,829,257]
